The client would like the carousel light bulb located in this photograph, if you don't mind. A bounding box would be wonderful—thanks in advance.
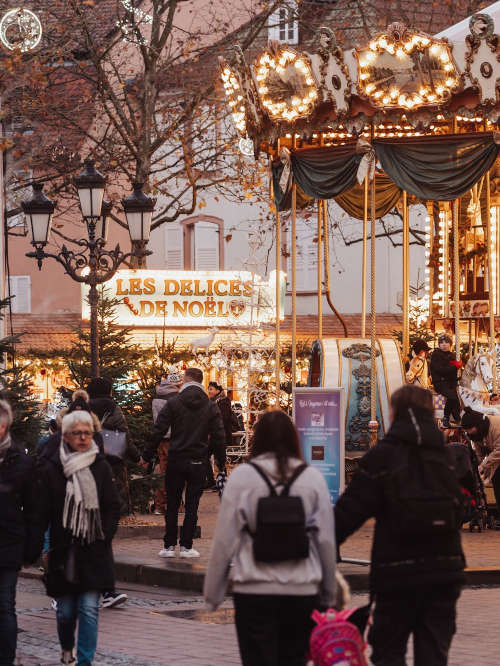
[387,43,395,54]
[390,87,399,98]
[366,83,376,94]
[430,44,440,56]
[383,96,390,104]
[396,47,405,58]
[379,37,387,49]
[436,85,444,95]
[421,37,430,46]
[369,41,377,51]
[445,78,455,87]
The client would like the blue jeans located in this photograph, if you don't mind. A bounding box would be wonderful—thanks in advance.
[0,568,18,666]
[55,591,100,666]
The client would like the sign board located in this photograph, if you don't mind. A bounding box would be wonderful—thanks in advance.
[293,387,345,504]
[82,269,286,327]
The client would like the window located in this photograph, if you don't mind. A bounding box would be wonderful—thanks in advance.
[8,276,31,313]
[164,223,184,269]
[287,216,317,292]
[181,215,224,270]
[268,1,298,44]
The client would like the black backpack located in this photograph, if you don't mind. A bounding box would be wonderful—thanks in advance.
[383,414,464,535]
[247,462,309,563]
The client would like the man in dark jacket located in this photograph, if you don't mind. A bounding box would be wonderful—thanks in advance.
[0,399,38,665]
[142,368,226,559]
[430,333,462,428]
[335,385,465,666]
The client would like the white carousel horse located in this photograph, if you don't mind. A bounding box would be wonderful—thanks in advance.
[458,351,499,415]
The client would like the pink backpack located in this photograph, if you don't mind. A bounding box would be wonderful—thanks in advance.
[309,608,368,666]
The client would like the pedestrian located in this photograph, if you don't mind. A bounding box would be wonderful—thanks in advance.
[406,339,431,388]
[37,418,58,453]
[0,400,38,666]
[462,407,500,524]
[335,384,465,666]
[33,411,120,665]
[141,367,225,559]
[207,381,232,488]
[151,372,182,519]
[430,333,462,428]
[86,377,136,608]
[204,410,336,666]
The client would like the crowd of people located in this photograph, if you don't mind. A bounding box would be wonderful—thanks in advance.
[1,350,497,665]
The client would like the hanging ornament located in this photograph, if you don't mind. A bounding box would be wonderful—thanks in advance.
[0,8,42,53]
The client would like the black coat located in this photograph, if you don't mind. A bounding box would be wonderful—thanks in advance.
[335,409,465,593]
[0,445,38,569]
[430,348,458,387]
[214,393,233,447]
[34,447,121,597]
[144,384,226,468]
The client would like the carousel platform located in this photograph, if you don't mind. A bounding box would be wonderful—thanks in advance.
[20,491,500,593]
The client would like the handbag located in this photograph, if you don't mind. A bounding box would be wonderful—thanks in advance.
[101,411,127,459]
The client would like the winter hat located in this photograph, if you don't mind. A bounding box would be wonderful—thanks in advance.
[86,377,112,399]
[461,407,486,430]
[68,396,91,414]
[72,389,90,403]
[165,372,182,386]
[438,333,452,345]
[413,339,431,355]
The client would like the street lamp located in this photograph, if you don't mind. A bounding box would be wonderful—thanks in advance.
[24,168,153,379]
[122,182,155,267]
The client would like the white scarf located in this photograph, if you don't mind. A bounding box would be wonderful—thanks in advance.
[59,438,104,543]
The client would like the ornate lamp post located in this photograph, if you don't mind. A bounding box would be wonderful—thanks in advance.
[23,165,155,378]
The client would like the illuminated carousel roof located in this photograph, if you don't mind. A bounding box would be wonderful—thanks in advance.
[219,13,500,155]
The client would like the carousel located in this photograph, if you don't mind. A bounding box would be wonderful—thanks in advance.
[220,11,500,454]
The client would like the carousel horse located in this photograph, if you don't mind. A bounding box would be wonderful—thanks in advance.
[458,351,499,415]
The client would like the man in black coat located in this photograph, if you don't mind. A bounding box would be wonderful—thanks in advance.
[335,385,465,666]
[142,368,226,559]
[0,400,38,665]
[430,333,462,428]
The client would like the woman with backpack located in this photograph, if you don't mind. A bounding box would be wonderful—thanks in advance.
[335,384,465,666]
[204,409,336,666]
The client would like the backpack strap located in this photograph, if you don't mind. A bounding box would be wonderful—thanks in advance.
[248,462,277,496]
[281,463,308,496]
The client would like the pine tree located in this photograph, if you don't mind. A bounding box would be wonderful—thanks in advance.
[0,297,43,453]
[64,288,142,388]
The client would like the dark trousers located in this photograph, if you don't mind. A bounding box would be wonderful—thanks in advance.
[435,382,460,422]
[164,458,205,549]
[233,593,318,666]
[492,466,500,517]
[369,584,461,666]
[0,568,18,666]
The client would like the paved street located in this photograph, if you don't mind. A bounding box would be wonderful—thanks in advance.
[15,577,500,665]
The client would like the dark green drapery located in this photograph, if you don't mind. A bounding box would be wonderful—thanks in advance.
[374,133,499,202]
[272,132,500,210]
[335,174,401,220]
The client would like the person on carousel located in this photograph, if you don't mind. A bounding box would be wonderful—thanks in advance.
[405,339,431,388]
[462,408,500,526]
[430,333,462,429]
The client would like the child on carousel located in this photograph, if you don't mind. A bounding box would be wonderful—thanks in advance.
[405,338,431,388]
[430,333,463,429]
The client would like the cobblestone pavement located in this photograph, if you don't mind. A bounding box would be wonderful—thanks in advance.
[15,577,500,665]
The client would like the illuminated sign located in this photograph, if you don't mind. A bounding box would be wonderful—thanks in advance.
[82,269,286,327]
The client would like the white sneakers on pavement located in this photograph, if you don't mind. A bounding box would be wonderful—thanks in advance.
[158,546,176,558]
[179,547,200,558]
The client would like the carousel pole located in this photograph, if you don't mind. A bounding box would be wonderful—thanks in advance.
[362,175,368,338]
[486,169,498,393]
[292,181,297,389]
[275,207,281,403]
[452,200,461,363]
[317,199,323,340]
[369,171,378,447]
[402,190,410,361]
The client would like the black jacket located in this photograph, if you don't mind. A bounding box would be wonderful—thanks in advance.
[430,348,458,386]
[335,409,465,592]
[0,445,38,569]
[144,384,226,468]
[213,393,233,447]
[33,447,121,597]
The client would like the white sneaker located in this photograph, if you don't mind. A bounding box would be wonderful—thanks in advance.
[158,546,176,558]
[179,547,200,558]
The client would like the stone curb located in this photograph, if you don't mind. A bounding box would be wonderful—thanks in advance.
[20,563,500,594]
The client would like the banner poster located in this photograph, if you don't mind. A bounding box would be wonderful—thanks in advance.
[293,387,345,504]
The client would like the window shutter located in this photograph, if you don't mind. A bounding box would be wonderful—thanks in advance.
[164,224,184,269]
[9,276,31,313]
[288,217,317,291]
[194,221,220,270]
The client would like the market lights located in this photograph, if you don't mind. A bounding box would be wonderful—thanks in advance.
[220,65,247,136]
